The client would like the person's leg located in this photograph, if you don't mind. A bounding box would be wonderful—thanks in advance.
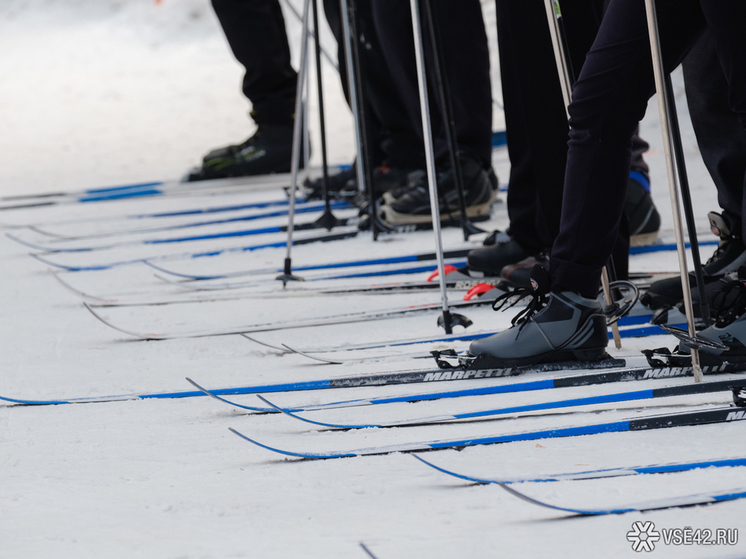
[212,0,297,125]
[698,2,746,129]
[371,0,492,169]
[551,0,705,298]
[684,29,746,240]
[188,0,301,180]
[312,0,425,200]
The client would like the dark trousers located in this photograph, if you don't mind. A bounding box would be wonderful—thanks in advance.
[497,0,649,268]
[322,0,423,168]
[496,0,603,254]
[370,0,493,169]
[551,0,746,298]
[683,31,746,241]
[211,0,297,125]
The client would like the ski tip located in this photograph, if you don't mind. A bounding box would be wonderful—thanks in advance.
[242,334,288,353]
[83,303,161,340]
[186,378,273,412]
[280,343,342,364]
[228,427,326,459]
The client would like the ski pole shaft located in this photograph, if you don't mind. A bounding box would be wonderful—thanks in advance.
[339,0,377,239]
[410,0,453,333]
[643,0,702,382]
[283,0,312,270]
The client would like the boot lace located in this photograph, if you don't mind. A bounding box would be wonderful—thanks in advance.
[491,285,549,332]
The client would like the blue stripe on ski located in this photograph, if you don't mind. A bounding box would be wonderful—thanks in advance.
[30,231,357,271]
[413,455,746,484]
[0,378,335,406]
[82,182,165,195]
[16,204,350,252]
[630,240,718,255]
[453,389,656,420]
[230,420,634,459]
[263,388,663,430]
[79,189,164,202]
[143,199,307,218]
[319,262,465,281]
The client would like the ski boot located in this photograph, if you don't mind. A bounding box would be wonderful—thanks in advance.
[466,266,610,368]
[641,212,746,310]
[187,123,303,181]
[379,153,495,225]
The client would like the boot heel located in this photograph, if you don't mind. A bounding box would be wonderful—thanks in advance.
[572,347,609,362]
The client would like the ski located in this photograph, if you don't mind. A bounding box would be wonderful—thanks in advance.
[0,170,328,212]
[58,263,479,307]
[29,230,359,272]
[412,454,746,484]
[228,404,746,460]
[81,295,673,341]
[436,473,746,516]
[260,318,675,355]
[153,260,469,293]
[4,353,740,409]
[81,297,491,340]
[0,358,631,407]
[25,201,353,243]
[186,359,743,414]
[414,455,746,516]
[255,379,742,430]
[144,242,716,283]
[145,248,475,281]
[7,210,357,253]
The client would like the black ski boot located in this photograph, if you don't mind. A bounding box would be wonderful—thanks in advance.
[465,233,535,278]
[500,252,551,289]
[468,266,610,367]
[304,166,357,200]
[379,153,495,225]
[641,212,746,310]
[187,123,303,181]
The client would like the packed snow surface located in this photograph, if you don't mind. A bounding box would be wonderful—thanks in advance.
[1,1,744,558]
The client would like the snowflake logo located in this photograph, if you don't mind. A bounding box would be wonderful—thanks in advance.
[627,521,661,552]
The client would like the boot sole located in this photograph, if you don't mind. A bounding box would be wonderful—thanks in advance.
[471,346,610,369]
[630,230,659,247]
[379,194,495,225]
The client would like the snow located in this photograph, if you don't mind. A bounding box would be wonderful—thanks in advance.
[1,1,745,558]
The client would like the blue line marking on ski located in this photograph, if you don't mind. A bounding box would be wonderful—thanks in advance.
[79,189,164,202]
[412,455,746,484]
[83,181,165,195]
[630,240,718,255]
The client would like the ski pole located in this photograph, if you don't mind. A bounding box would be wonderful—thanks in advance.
[410,0,471,334]
[311,0,340,231]
[277,0,312,286]
[339,0,382,240]
[643,0,703,382]
[421,0,485,241]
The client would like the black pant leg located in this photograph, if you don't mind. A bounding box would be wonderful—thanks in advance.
[551,0,706,298]
[698,2,746,127]
[683,31,746,240]
[211,0,297,125]
[496,0,602,252]
[323,0,422,168]
[371,0,493,169]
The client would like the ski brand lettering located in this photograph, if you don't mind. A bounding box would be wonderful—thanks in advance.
[726,410,746,421]
[423,368,513,382]
[642,367,688,378]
